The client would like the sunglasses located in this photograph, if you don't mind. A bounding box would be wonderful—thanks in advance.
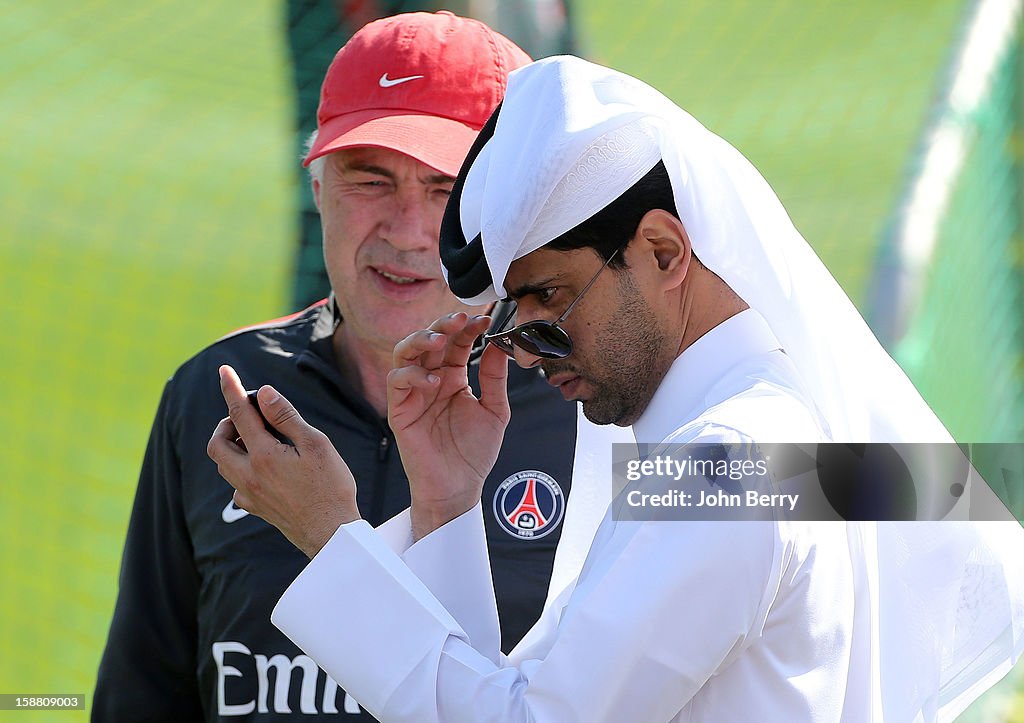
[483,245,624,359]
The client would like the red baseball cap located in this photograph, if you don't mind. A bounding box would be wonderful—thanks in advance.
[304,11,531,175]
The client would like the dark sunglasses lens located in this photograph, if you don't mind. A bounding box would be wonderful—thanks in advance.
[485,333,517,356]
[516,324,572,359]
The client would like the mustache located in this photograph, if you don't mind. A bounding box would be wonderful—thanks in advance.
[541,361,580,379]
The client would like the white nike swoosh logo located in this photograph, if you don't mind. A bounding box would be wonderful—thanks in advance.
[222,499,250,523]
[379,73,424,88]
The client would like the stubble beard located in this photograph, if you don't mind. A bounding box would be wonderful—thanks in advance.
[544,272,671,427]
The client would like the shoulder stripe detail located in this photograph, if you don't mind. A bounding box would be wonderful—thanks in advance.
[217,298,329,341]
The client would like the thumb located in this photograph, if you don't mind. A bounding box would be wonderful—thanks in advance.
[257,385,311,443]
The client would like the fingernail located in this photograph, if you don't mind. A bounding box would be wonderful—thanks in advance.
[427,374,439,383]
[260,385,280,403]
[429,332,443,341]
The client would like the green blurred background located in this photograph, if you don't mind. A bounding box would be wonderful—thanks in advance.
[1,0,1020,719]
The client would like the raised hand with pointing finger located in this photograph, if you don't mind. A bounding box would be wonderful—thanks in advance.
[207,365,359,558]
[207,311,512,557]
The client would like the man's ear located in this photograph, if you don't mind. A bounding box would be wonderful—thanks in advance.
[634,209,692,289]
[311,177,322,213]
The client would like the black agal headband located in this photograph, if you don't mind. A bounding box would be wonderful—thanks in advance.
[439,102,502,301]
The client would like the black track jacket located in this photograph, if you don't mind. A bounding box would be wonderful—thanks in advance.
[93,300,577,720]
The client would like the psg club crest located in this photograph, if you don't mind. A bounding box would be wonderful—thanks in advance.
[492,470,565,540]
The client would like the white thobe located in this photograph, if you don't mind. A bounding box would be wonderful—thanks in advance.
[273,310,874,721]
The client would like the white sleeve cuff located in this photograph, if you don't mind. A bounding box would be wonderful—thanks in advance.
[272,518,464,717]
[376,507,415,555]
[401,504,501,662]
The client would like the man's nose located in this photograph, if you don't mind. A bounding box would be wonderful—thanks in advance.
[511,344,543,369]
[379,195,435,252]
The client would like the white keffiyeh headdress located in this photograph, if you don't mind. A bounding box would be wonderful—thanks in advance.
[439,56,1023,720]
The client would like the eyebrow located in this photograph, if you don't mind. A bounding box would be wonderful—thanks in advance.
[344,162,454,186]
[507,274,564,300]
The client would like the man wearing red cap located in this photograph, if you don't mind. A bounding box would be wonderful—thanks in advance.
[286,1,579,310]
[93,13,578,721]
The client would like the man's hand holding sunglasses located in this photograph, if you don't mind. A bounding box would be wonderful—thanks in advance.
[388,312,512,542]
